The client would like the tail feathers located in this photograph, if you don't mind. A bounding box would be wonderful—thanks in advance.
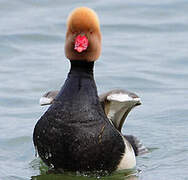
[124,135,149,156]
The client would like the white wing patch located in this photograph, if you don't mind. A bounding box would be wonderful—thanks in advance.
[39,97,53,106]
[107,93,140,102]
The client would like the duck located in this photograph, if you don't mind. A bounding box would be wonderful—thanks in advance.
[33,7,148,173]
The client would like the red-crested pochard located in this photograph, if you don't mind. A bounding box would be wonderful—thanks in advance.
[33,7,148,174]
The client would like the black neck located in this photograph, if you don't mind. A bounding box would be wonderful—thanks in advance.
[69,60,94,76]
[54,60,96,103]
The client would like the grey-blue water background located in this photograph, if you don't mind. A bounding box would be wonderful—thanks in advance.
[0,0,188,180]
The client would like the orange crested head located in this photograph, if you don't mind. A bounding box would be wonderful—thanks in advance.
[65,7,102,62]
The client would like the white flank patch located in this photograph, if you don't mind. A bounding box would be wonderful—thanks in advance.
[39,97,53,106]
[107,93,140,103]
[117,137,136,170]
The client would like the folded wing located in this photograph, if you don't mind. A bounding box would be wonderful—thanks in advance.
[99,89,141,131]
